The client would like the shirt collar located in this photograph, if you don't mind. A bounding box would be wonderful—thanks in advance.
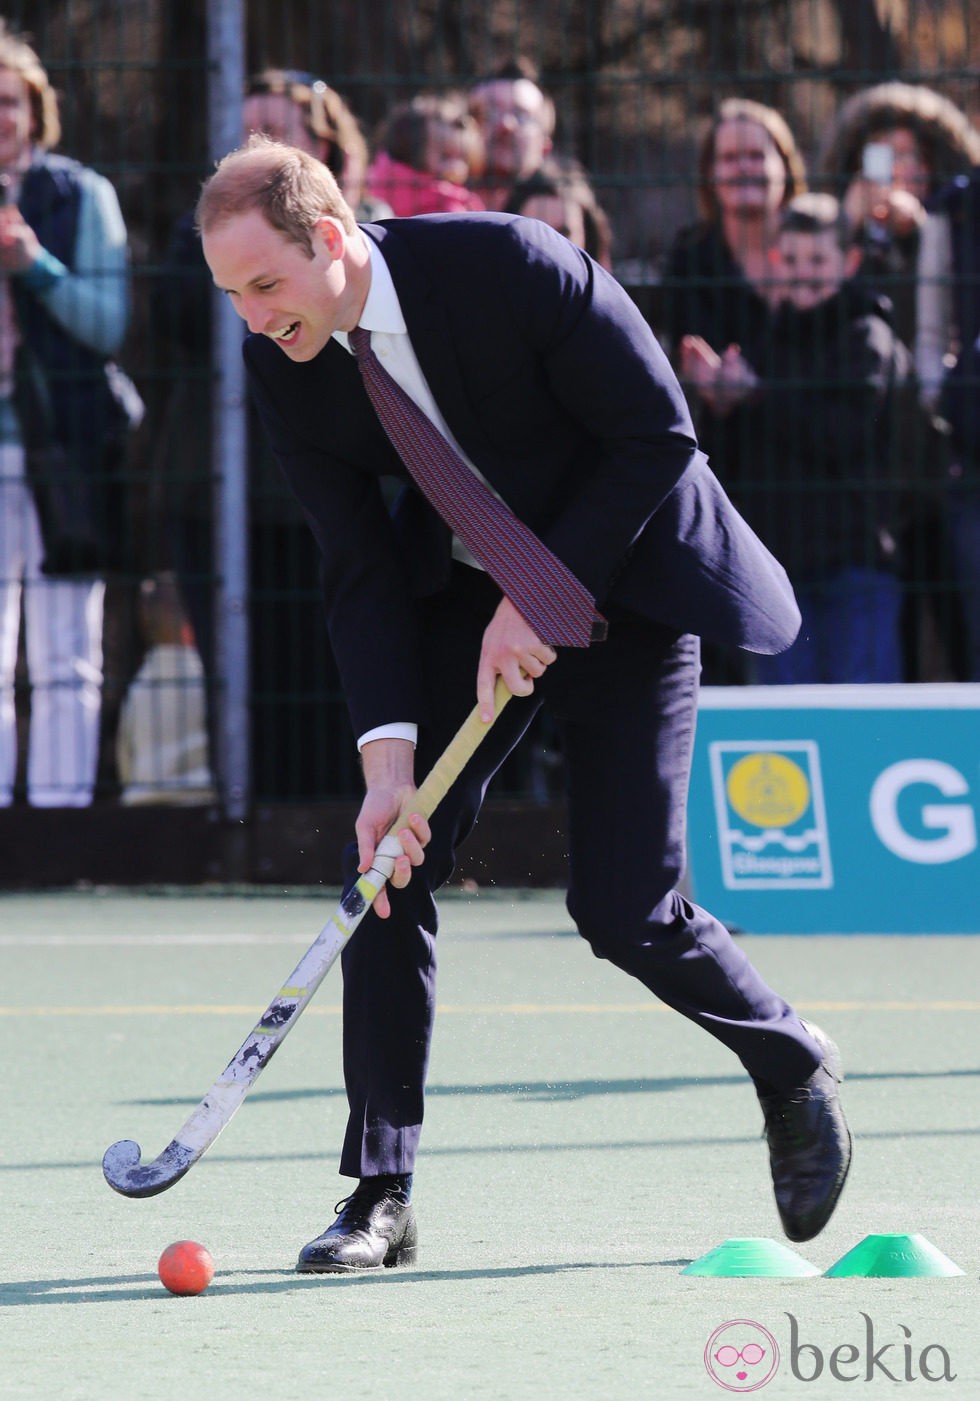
[335,235,405,351]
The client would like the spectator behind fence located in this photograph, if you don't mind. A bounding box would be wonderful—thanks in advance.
[916,164,980,681]
[467,57,557,211]
[155,69,376,800]
[0,20,141,807]
[817,82,980,350]
[505,157,614,271]
[732,194,913,684]
[243,67,392,222]
[660,97,807,680]
[819,83,980,682]
[366,92,485,217]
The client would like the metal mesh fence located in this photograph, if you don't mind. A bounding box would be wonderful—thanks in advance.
[4,0,980,812]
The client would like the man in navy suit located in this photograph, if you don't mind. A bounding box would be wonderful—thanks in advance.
[198,136,851,1273]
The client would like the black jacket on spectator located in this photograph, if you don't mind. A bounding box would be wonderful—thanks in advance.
[659,221,774,507]
[727,280,913,582]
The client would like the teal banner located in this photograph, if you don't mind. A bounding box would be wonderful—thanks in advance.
[687,685,980,934]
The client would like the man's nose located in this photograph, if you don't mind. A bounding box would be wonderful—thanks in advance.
[240,297,264,333]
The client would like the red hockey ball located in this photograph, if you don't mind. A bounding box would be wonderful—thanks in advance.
[157,1240,215,1296]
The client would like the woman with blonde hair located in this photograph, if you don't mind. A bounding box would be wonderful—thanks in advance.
[660,98,808,678]
[663,97,807,422]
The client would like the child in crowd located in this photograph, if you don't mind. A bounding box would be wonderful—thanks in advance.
[731,193,914,683]
[366,92,485,216]
[115,575,214,806]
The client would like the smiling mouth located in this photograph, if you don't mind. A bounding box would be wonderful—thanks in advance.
[269,322,300,345]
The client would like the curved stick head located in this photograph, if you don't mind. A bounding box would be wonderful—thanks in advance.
[102,1138,196,1198]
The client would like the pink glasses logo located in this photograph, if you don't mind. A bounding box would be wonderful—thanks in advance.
[705,1320,780,1392]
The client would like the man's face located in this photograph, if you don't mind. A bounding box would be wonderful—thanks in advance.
[468,77,552,183]
[203,208,355,361]
[777,228,849,311]
[0,68,33,170]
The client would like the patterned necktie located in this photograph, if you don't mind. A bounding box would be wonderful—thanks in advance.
[348,326,606,647]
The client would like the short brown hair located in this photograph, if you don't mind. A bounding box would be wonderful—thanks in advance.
[195,133,358,252]
[0,20,60,149]
[779,192,853,250]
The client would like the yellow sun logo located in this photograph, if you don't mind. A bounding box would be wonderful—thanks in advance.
[726,752,811,828]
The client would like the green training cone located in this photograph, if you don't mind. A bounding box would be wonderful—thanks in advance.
[682,1238,820,1277]
[824,1233,965,1278]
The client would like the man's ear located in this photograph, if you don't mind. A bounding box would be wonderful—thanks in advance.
[316,217,345,258]
[844,244,863,278]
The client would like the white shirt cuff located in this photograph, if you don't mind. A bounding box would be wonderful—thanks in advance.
[357,722,418,752]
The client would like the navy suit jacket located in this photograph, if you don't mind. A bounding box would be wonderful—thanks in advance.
[244,213,800,737]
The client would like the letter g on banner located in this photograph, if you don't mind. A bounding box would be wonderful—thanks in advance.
[870,760,977,864]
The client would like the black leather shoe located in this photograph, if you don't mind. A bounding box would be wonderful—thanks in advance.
[759,1021,852,1242]
[296,1182,418,1273]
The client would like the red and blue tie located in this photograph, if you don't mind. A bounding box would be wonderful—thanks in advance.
[349,325,606,647]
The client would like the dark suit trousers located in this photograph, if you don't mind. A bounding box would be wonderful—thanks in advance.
[338,565,822,1178]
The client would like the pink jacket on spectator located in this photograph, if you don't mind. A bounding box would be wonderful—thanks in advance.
[366,151,484,217]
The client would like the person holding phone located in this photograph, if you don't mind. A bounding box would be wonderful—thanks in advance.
[817,82,980,350]
[818,83,980,684]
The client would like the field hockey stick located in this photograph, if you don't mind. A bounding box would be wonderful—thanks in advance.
[102,677,512,1199]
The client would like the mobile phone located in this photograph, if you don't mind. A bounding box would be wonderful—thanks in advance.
[862,142,894,184]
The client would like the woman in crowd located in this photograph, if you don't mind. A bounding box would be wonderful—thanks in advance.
[660,98,807,679]
[817,81,980,350]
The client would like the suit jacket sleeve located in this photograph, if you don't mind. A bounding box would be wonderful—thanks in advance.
[244,337,427,738]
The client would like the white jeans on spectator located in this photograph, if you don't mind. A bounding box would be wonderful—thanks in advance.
[0,444,105,806]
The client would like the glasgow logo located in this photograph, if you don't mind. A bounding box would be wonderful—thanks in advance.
[709,741,832,890]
